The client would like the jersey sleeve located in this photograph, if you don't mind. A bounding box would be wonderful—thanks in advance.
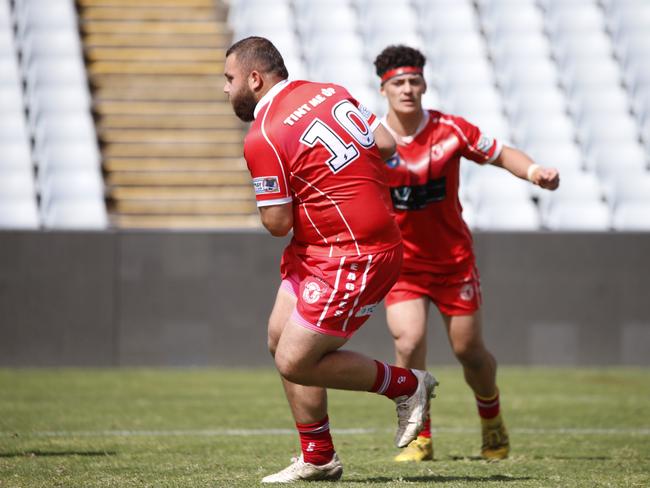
[448,115,503,164]
[243,128,292,207]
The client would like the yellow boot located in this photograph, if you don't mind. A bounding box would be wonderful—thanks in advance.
[480,414,510,460]
[394,435,433,462]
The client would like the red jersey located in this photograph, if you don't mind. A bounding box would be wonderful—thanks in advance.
[382,110,502,273]
[244,80,401,257]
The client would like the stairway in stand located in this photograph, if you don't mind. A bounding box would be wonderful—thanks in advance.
[78,0,258,229]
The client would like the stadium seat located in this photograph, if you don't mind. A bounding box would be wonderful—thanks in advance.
[543,201,611,231]
[463,164,531,206]
[525,141,584,173]
[0,114,30,143]
[608,173,650,209]
[0,141,32,169]
[538,171,604,215]
[39,169,105,209]
[43,199,109,229]
[513,112,576,149]
[612,202,650,231]
[427,31,488,64]
[474,200,541,231]
[0,167,37,199]
[28,85,92,113]
[37,141,102,174]
[0,198,40,229]
[0,57,21,84]
[0,85,25,113]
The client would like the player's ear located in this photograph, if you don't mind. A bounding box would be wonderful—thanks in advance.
[379,83,387,98]
[248,70,263,92]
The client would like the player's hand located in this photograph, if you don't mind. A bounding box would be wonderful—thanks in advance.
[532,166,560,190]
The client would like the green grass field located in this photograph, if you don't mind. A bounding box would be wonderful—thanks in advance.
[1,367,649,487]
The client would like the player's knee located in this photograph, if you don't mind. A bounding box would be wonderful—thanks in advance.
[394,330,425,358]
[274,350,305,383]
[453,341,487,369]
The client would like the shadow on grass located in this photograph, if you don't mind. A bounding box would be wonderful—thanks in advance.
[533,455,611,461]
[351,474,533,483]
[0,450,116,458]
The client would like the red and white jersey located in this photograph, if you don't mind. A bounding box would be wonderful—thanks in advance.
[244,80,401,257]
[382,110,502,274]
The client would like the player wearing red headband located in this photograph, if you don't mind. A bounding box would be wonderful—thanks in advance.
[374,45,560,462]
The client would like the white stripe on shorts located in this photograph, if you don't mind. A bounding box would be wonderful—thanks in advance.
[342,254,373,332]
[317,256,346,327]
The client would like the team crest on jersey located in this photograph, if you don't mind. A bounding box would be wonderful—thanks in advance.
[430,143,444,161]
[386,153,401,168]
[253,176,280,194]
[459,283,474,301]
[476,135,494,153]
[302,280,323,304]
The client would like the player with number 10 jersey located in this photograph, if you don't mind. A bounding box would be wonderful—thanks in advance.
[244,79,402,258]
[244,79,403,338]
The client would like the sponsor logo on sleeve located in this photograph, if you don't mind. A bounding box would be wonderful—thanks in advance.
[357,103,373,121]
[253,176,280,194]
[476,135,494,154]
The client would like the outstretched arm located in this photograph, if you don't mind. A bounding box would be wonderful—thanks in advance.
[492,145,560,190]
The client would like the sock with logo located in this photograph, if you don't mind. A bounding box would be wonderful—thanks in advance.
[296,415,335,466]
[368,360,418,399]
[476,389,500,419]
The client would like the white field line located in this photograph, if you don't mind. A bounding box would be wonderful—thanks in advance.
[2,427,649,438]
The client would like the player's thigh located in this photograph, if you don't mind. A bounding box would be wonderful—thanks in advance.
[442,310,487,354]
[268,287,297,356]
[386,296,430,343]
[274,317,348,374]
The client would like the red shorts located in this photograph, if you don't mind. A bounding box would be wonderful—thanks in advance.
[280,243,403,338]
[384,262,482,316]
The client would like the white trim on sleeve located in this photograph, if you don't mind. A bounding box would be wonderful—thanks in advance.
[486,139,504,164]
[257,197,293,207]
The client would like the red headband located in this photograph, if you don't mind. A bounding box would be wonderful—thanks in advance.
[380,66,423,83]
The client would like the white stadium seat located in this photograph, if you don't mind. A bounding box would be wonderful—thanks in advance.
[543,201,611,231]
[474,200,541,231]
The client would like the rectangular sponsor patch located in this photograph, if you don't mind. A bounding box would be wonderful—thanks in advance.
[253,176,280,194]
[476,135,494,153]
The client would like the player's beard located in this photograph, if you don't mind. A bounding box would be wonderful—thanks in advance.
[231,86,257,122]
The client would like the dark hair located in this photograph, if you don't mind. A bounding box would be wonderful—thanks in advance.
[226,36,289,79]
[374,45,426,78]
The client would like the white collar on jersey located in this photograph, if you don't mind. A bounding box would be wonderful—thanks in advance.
[381,110,431,145]
[253,79,291,119]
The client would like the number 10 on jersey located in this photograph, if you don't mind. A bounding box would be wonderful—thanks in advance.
[300,100,375,174]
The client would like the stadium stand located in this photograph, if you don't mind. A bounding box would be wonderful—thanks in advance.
[79,0,257,228]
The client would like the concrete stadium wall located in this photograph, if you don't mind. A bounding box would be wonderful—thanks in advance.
[1,231,648,367]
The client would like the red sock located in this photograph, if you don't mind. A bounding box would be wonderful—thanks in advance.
[368,360,418,399]
[419,414,431,438]
[476,390,500,419]
[296,415,335,466]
